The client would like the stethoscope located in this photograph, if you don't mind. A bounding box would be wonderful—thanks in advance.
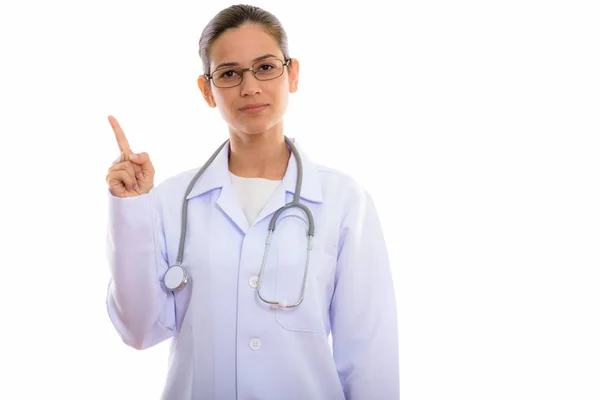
[162,136,314,309]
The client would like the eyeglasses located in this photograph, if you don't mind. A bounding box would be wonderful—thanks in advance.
[206,58,291,88]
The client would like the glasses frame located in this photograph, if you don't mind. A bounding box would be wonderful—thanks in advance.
[205,57,291,88]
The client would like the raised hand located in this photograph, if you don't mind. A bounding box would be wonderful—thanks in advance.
[105,115,155,198]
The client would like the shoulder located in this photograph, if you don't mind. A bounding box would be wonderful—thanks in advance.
[148,167,202,201]
[313,163,383,242]
[314,162,371,209]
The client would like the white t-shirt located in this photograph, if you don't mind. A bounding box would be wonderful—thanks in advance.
[230,172,282,224]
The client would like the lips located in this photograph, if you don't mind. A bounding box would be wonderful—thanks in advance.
[239,103,269,111]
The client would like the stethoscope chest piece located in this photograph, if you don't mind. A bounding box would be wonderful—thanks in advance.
[163,264,189,291]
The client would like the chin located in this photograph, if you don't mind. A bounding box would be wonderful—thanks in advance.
[234,120,277,136]
[243,127,274,136]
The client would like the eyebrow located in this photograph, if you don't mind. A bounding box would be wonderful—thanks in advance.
[213,54,279,71]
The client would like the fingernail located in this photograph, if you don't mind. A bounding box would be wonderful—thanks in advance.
[129,153,138,160]
[137,172,143,180]
[134,184,140,191]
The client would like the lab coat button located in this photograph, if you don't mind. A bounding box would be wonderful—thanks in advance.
[249,338,262,351]
[249,276,259,288]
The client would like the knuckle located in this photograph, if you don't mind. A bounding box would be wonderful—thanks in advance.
[112,170,127,184]
[121,171,133,183]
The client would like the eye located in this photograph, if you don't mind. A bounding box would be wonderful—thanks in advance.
[216,69,240,79]
[257,63,275,71]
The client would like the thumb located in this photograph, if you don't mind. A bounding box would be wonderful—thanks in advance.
[129,152,154,175]
[129,151,149,165]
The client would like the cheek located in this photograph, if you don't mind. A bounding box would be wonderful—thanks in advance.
[268,84,289,111]
[213,92,235,117]
[274,89,290,116]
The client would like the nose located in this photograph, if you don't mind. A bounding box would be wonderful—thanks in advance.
[239,69,262,97]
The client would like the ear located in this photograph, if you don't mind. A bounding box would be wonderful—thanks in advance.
[197,75,217,108]
[288,58,299,93]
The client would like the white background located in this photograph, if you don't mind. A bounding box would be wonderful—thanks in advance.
[1,0,599,398]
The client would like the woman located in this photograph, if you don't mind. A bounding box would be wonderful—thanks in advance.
[105,4,399,399]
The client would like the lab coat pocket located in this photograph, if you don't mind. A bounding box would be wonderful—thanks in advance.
[275,249,336,333]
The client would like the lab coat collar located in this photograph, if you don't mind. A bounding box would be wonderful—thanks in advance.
[185,137,323,204]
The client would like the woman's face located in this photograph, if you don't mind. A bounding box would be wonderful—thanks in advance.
[198,24,299,137]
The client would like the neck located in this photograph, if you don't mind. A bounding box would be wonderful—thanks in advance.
[228,123,290,180]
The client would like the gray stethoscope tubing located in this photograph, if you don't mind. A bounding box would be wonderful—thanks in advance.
[162,136,314,309]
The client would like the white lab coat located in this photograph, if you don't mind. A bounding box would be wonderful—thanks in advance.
[106,139,399,399]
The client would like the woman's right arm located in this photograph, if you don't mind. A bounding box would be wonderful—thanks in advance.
[105,189,175,350]
[104,115,175,350]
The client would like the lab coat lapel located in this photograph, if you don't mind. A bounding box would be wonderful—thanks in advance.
[185,138,322,234]
[216,181,250,234]
[185,140,249,234]
[254,181,287,228]
[253,139,323,226]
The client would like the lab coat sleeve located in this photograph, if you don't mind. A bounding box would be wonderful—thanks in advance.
[105,188,175,350]
[330,190,399,399]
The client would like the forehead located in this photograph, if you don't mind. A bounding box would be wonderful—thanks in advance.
[210,24,283,68]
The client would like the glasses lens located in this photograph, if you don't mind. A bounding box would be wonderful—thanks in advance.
[212,67,242,88]
[253,59,284,81]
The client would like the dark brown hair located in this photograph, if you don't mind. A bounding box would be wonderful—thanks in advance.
[198,4,291,76]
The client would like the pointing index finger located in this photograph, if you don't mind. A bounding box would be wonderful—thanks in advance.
[108,115,131,155]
